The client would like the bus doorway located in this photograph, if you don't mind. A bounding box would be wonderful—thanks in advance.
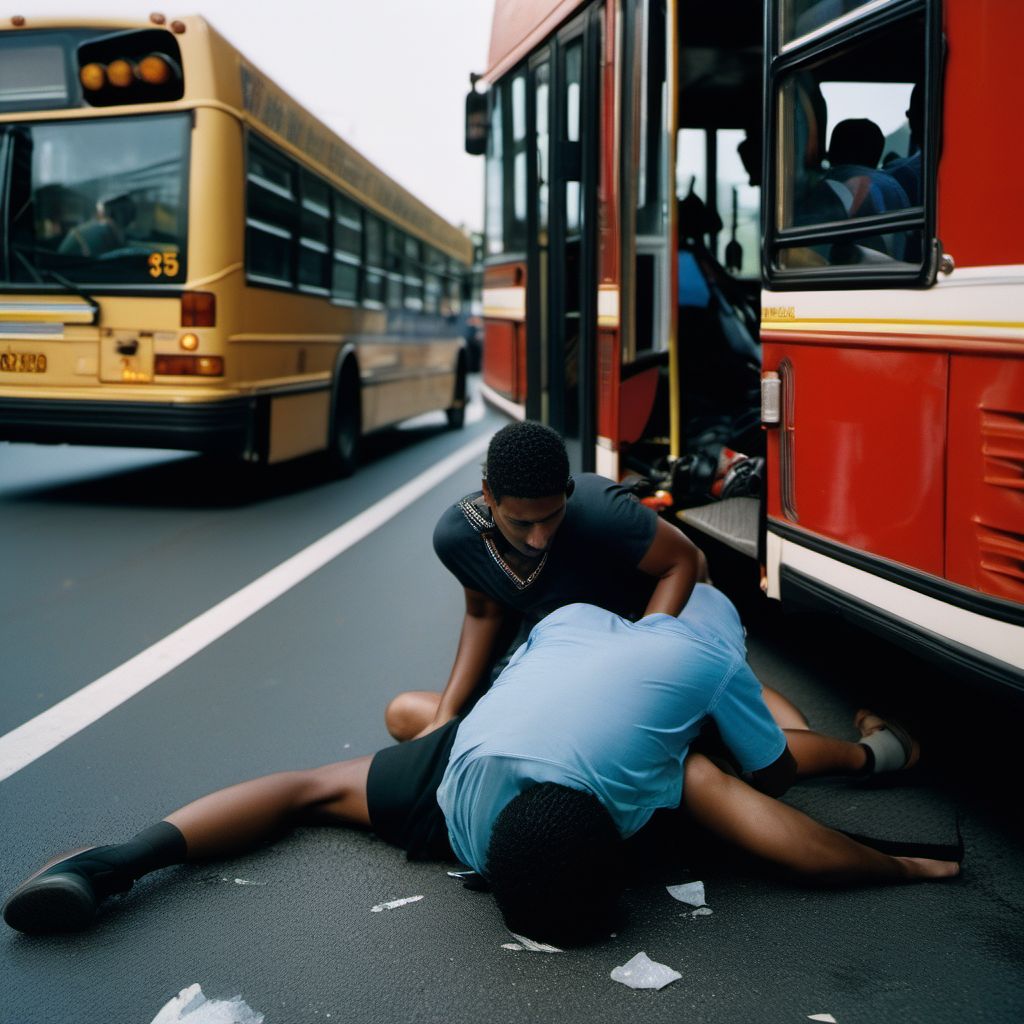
[525,9,601,472]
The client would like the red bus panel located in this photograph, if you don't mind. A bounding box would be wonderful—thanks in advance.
[765,342,947,575]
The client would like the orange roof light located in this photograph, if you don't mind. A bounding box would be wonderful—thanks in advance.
[11,16,25,27]
[138,54,174,86]
[150,12,167,25]
[107,59,136,88]
[80,63,107,91]
[170,20,186,34]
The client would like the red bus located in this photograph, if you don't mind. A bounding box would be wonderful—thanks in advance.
[468,0,1024,694]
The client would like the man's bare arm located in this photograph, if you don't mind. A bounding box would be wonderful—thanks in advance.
[636,517,705,617]
[428,587,509,729]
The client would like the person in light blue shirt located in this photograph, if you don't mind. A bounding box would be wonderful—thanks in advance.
[5,587,955,943]
[437,586,786,874]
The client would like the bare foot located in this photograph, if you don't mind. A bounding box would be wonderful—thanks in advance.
[854,709,921,770]
[895,856,960,880]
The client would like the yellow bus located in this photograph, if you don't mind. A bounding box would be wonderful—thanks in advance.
[0,14,472,474]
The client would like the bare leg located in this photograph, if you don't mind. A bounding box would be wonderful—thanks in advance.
[166,756,373,860]
[784,729,868,777]
[682,753,958,882]
[4,756,376,933]
[385,691,441,742]
[762,685,810,730]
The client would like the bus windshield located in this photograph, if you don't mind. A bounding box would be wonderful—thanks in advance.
[2,112,190,287]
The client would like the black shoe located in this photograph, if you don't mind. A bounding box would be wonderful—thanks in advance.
[3,848,133,934]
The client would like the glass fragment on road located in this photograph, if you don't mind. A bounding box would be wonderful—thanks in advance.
[370,894,424,912]
[610,951,682,990]
[666,881,706,906]
[509,931,563,952]
[148,983,264,1023]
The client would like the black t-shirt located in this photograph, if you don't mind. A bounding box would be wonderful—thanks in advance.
[432,473,658,628]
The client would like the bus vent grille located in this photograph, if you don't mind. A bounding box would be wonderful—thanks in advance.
[981,409,1024,492]
[976,409,1024,596]
[975,521,1024,588]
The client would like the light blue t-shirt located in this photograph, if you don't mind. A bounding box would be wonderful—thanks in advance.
[436,585,787,872]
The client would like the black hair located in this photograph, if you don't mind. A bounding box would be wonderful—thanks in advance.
[486,782,625,946]
[828,118,885,169]
[484,421,570,502]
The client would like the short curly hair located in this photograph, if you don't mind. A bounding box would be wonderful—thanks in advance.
[486,783,625,946]
[484,421,570,502]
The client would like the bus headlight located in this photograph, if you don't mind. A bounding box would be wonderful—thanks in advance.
[179,333,199,351]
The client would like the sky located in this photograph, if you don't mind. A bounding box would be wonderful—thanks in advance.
[18,1,495,232]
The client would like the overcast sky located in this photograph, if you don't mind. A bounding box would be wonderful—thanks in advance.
[20,1,494,232]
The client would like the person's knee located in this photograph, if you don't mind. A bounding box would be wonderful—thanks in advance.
[384,693,421,741]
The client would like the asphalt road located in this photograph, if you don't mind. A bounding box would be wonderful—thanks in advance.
[2,388,1022,1024]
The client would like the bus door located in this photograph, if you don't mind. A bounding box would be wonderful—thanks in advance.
[526,10,601,472]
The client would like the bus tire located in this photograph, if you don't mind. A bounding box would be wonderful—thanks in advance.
[446,354,467,430]
[328,360,361,477]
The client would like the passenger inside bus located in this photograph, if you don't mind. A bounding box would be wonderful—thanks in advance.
[57,193,136,258]
[673,185,765,505]
[885,84,922,206]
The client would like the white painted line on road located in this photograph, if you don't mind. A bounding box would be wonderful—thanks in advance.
[0,431,491,783]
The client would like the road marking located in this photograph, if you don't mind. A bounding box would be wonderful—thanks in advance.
[0,431,491,783]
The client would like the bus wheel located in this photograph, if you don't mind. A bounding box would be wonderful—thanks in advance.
[328,363,361,477]
[446,356,467,430]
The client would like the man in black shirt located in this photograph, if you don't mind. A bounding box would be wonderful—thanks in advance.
[385,421,813,742]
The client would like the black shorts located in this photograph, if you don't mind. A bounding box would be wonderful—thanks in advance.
[366,718,461,862]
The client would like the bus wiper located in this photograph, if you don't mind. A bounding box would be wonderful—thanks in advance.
[11,244,100,324]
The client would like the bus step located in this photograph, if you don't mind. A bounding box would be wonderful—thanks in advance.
[676,497,759,559]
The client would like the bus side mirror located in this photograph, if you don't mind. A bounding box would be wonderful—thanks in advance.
[465,82,487,156]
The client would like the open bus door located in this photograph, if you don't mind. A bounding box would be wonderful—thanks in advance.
[525,8,601,473]
[619,0,765,557]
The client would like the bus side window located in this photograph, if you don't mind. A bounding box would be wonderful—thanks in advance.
[332,192,362,305]
[246,135,296,288]
[769,8,930,280]
[298,171,330,296]
[363,213,385,308]
[385,226,404,309]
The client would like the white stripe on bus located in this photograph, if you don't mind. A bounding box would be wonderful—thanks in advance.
[774,536,1024,671]
[0,431,492,783]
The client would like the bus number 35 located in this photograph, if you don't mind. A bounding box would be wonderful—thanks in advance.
[148,252,180,278]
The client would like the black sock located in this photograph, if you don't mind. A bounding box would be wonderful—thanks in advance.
[101,821,188,880]
[54,821,187,886]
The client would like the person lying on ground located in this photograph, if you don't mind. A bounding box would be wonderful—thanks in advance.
[387,420,805,741]
[3,585,955,945]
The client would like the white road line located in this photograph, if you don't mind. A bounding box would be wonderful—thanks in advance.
[0,432,491,783]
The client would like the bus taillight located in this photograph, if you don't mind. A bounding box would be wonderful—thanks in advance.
[155,355,224,377]
[181,292,216,327]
